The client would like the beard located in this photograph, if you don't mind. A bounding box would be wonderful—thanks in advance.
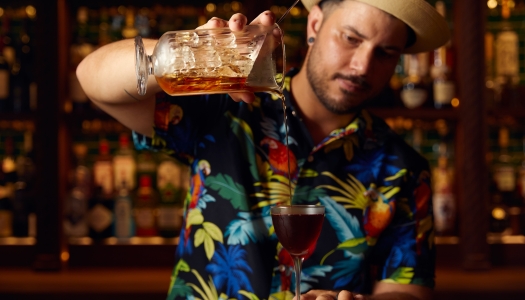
[305,45,373,115]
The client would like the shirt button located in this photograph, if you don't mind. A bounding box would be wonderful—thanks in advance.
[307,155,314,162]
[292,110,297,116]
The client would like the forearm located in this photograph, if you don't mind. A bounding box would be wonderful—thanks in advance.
[76,38,162,105]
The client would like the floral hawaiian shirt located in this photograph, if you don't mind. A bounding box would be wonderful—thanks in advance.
[133,69,435,300]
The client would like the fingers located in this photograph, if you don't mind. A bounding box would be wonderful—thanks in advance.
[301,290,339,300]
[229,92,255,104]
[196,17,229,30]
[338,290,354,299]
[250,10,276,26]
[228,13,248,31]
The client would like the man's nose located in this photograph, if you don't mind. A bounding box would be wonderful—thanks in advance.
[349,46,373,76]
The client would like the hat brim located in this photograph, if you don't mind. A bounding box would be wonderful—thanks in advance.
[301,0,450,53]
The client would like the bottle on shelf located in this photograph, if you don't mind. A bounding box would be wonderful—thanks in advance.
[64,143,91,238]
[69,6,95,113]
[489,126,516,235]
[517,133,525,235]
[400,53,430,109]
[87,185,114,241]
[113,179,134,239]
[10,7,33,114]
[121,7,138,39]
[432,142,456,236]
[13,131,36,237]
[493,0,520,107]
[93,138,114,199]
[0,136,16,237]
[0,34,10,112]
[113,133,137,192]
[431,1,456,109]
[157,153,186,238]
[134,174,158,237]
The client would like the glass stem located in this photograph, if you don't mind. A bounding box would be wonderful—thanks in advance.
[293,255,304,300]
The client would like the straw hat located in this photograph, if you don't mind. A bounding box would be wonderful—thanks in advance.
[301,0,450,53]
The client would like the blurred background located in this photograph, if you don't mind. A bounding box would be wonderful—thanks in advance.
[0,0,524,299]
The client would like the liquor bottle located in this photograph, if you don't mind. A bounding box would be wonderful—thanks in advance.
[0,171,13,237]
[388,56,405,108]
[63,144,91,237]
[93,138,114,199]
[431,1,455,109]
[69,7,94,112]
[10,8,31,113]
[400,54,429,109]
[0,10,12,112]
[114,180,135,238]
[432,142,456,236]
[517,134,525,235]
[109,6,124,42]
[13,131,36,237]
[157,154,185,238]
[87,185,114,241]
[489,127,515,235]
[134,174,158,237]
[113,133,136,192]
[493,127,519,207]
[0,136,16,237]
[494,0,520,107]
[98,7,111,47]
[0,36,10,112]
[136,150,157,189]
[485,31,496,107]
[121,7,138,39]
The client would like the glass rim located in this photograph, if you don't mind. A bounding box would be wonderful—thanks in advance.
[270,205,325,215]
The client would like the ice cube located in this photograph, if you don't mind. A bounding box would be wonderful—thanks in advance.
[169,45,195,74]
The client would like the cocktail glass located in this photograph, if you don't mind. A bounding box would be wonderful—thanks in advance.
[135,23,285,97]
[271,205,325,300]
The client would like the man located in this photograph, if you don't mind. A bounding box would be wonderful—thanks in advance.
[77,0,450,299]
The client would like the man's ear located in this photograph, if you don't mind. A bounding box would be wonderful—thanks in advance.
[307,5,324,40]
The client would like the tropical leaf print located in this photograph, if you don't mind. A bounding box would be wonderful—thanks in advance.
[225,211,271,245]
[382,267,415,285]
[167,277,192,300]
[345,148,402,184]
[269,291,294,300]
[293,185,326,205]
[188,269,219,300]
[195,222,224,260]
[207,173,249,211]
[205,243,254,299]
[318,196,366,264]
[252,168,293,208]
[226,111,259,179]
[318,172,369,210]
[331,255,363,289]
[239,290,260,300]
[319,196,365,242]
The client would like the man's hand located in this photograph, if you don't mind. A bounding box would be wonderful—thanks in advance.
[298,290,359,300]
[197,11,276,103]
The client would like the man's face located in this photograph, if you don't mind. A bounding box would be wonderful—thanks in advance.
[306,1,408,114]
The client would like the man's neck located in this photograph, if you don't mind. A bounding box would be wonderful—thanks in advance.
[291,69,356,145]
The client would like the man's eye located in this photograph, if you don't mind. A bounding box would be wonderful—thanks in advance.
[345,35,359,45]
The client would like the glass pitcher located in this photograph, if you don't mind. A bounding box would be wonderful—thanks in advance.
[135,24,285,97]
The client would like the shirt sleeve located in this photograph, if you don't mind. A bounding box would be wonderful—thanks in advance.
[369,151,436,288]
[132,92,233,165]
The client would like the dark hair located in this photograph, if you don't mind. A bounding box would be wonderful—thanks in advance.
[318,0,416,49]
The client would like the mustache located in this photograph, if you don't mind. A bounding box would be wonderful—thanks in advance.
[332,73,371,90]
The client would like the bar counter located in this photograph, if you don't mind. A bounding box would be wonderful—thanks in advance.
[1,266,525,300]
